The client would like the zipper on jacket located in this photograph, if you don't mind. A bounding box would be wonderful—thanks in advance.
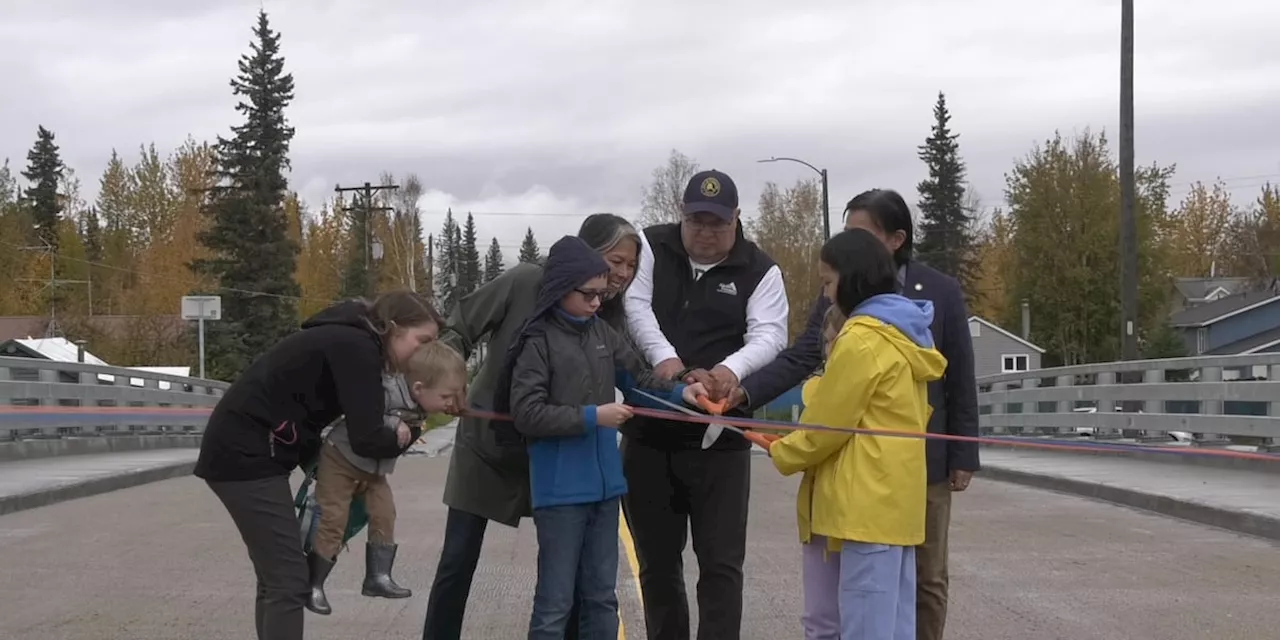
[597,420,606,500]
[268,431,275,459]
[585,331,607,502]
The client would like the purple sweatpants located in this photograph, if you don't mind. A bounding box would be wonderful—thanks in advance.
[802,535,916,640]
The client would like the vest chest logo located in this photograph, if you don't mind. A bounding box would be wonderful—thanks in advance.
[716,281,738,296]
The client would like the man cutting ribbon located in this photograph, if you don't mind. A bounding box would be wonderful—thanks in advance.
[622,169,788,640]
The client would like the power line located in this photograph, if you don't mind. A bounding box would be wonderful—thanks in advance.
[1166,173,1280,189]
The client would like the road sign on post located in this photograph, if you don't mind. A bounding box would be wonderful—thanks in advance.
[181,296,222,379]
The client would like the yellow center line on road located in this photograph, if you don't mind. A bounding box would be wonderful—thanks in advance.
[618,511,644,640]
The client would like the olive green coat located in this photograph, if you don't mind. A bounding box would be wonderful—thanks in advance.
[440,263,543,527]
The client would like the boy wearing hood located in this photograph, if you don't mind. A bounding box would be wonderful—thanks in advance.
[749,229,946,640]
[500,236,708,639]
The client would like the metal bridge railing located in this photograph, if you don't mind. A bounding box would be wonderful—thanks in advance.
[978,352,1280,446]
[4,351,1279,448]
[0,356,227,440]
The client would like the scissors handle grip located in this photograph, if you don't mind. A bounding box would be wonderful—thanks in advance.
[696,396,728,416]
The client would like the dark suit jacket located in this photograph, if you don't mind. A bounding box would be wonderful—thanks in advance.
[739,261,981,485]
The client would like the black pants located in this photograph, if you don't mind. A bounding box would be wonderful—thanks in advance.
[208,476,309,640]
[423,507,582,640]
[621,438,751,640]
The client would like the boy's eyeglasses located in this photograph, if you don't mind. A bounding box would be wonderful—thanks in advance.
[575,289,608,303]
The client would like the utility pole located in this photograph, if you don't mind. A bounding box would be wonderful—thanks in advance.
[1119,0,1138,361]
[426,233,434,296]
[19,241,91,338]
[335,181,398,297]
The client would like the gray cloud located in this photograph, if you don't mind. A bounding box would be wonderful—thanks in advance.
[3,0,1279,252]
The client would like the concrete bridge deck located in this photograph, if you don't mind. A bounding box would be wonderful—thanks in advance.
[1,443,1279,639]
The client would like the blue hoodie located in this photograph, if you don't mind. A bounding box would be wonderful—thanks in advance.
[853,293,936,349]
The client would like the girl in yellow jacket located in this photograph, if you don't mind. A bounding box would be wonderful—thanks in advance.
[749,228,946,640]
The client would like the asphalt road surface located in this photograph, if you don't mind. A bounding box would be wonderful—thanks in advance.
[0,455,1277,639]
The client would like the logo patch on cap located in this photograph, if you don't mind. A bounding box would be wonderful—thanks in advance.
[700,177,721,198]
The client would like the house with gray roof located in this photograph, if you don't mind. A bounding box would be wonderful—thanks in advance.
[1169,283,1280,355]
[1171,276,1252,314]
[967,316,1046,377]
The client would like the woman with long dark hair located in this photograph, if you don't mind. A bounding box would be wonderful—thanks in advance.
[752,228,945,639]
[423,213,642,640]
[842,188,979,640]
[194,290,446,640]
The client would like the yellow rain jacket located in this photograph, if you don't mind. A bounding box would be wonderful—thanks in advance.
[771,307,947,548]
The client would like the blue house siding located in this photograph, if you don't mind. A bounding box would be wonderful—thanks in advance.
[1204,300,1280,351]
[1177,298,1280,354]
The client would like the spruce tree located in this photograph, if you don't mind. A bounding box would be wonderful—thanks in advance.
[483,237,504,283]
[412,214,431,294]
[434,210,460,312]
[81,207,103,262]
[457,213,482,296]
[518,227,542,264]
[81,207,104,315]
[190,10,300,381]
[22,126,65,250]
[450,221,462,294]
[915,92,976,287]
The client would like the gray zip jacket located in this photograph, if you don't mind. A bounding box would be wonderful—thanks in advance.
[326,372,424,475]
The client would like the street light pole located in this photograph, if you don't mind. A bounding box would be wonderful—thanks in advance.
[758,157,831,239]
[820,168,830,240]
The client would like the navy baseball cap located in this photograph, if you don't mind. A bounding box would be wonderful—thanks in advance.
[682,169,739,220]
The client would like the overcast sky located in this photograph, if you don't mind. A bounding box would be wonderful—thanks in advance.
[3,0,1279,255]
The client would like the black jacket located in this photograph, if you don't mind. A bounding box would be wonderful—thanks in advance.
[194,301,416,482]
[623,222,777,451]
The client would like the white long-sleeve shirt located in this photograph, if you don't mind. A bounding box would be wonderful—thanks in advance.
[624,231,789,382]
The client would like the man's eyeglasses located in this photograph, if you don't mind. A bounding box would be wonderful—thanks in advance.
[575,289,609,303]
[682,214,734,234]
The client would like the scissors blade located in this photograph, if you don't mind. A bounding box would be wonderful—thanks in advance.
[701,423,725,450]
[632,390,741,449]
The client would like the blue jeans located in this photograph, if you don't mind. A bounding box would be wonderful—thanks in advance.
[530,498,620,640]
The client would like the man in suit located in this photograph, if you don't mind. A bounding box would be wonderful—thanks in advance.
[726,188,980,640]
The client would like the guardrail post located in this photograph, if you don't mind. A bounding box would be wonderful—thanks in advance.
[989,382,1007,434]
[1094,371,1118,439]
[1199,366,1225,444]
[1136,367,1163,439]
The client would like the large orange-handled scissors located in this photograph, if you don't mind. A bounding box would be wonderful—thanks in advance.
[632,390,740,450]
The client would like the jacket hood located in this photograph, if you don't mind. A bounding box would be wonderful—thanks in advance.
[301,299,376,333]
[852,293,946,382]
[532,236,611,322]
[491,236,609,418]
